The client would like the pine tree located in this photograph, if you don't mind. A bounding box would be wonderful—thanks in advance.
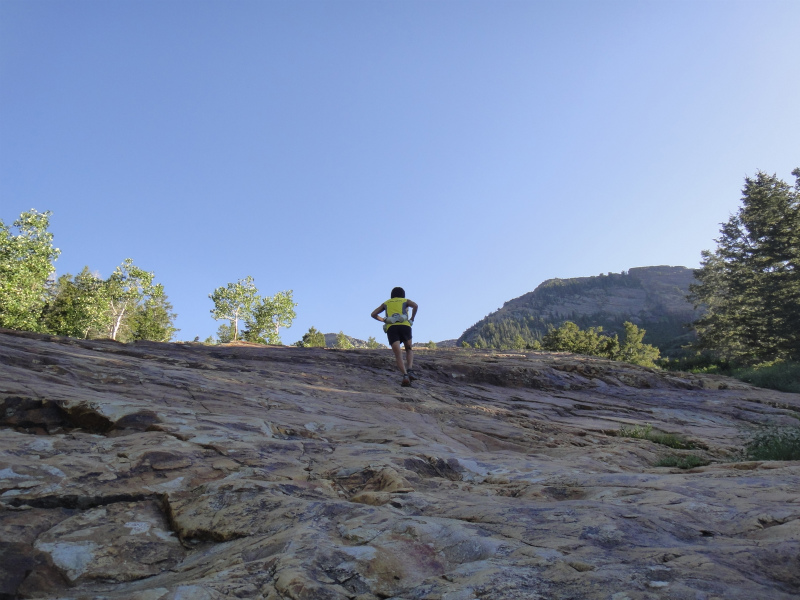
[689,169,800,363]
[129,295,179,342]
[298,326,326,348]
[335,331,353,349]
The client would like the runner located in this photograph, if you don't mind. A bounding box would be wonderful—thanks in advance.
[370,287,418,386]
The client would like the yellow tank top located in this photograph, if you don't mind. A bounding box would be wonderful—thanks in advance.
[384,297,411,330]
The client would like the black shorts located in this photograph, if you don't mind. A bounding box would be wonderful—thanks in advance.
[387,325,412,346]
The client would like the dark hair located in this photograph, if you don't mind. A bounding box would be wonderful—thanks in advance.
[391,287,405,298]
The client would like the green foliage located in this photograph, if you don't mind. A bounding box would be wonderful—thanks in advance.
[689,168,800,364]
[0,211,175,341]
[655,455,710,469]
[730,361,800,394]
[216,323,234,343]
[209,276,259,341]
[664,356,800,395]
[617,322,661,367]
[659,352,727,373]
[0,209,61,331]
[618,423,653,439]
[241,290,297,345]
[745,426,800,461]
[461,341,471,348]
[618,423,695,449]
[426,340,437,349]
[540,321,660,367]
[41,268,110,338]
[39,261,175,342]
[542,321,617,356]
[210,278,295,344]
[335,331,353,349]
[366,336,382,349]
[129,295,179,342]
[511,333,526,350]
[105,259,163,341]
[297,326,325,348]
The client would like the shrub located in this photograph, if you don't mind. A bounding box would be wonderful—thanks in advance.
[665,357,800,394]
[618,423,653,439]
[745,426,800,461]
[618,423,695,449]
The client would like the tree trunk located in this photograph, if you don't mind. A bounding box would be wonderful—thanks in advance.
[109,303,125,340]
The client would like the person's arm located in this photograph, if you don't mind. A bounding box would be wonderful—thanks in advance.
[406,299,418,323]
[371,304,387,322]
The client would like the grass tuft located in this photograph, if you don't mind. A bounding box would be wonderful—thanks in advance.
[654,454,710,469]
[745,426,800,461]
[731,362,800,394]
[663,358,800,394]
[618,423,696,449]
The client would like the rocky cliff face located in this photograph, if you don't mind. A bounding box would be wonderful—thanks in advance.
[2,329,799,600]
[459,266,700,355]
[322,334,371,349]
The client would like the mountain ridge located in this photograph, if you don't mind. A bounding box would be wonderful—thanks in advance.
[459,265,700,355]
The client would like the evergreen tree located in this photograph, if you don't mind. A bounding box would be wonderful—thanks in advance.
[216,324,234,343]
[41,268,110,338]
[689,169,800,363]
[366,336,382,349]
[511,333,526,350]
[335,331,353,349]
[298,326,326,347]
[129,294,179,342]
[617,322,660,367]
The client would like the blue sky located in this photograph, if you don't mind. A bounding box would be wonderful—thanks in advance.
[2,0,799,344]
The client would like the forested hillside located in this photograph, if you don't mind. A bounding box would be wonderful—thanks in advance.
[459,266,699,356]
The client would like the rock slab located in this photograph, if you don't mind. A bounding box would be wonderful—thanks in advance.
[1,329,799,599]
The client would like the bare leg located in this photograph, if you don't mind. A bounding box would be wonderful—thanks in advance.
[404,340,414,371]
[391,341,407,375]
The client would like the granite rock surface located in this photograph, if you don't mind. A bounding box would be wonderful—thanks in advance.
[1,329,799,600]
